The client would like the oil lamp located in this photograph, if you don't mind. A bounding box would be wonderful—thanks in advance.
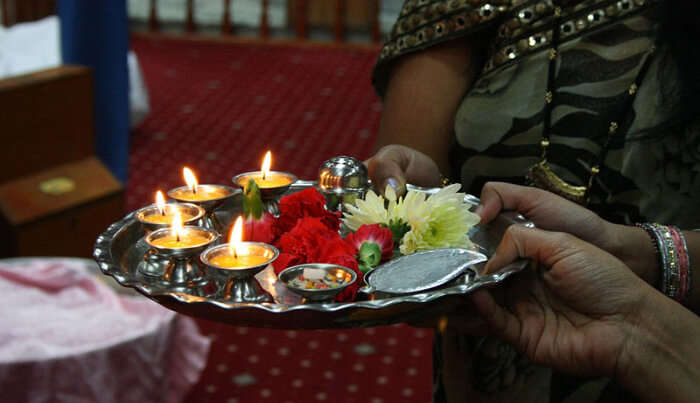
[232,151,297,216]
[200,216,278,302]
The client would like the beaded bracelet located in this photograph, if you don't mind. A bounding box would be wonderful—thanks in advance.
[637,223,672,296]
[668,226,691,303]
[636,223,691,304]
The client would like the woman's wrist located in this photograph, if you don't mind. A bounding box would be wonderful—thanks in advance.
[609,223,661,288]
[616,287,700,402]
[612,224,698,312]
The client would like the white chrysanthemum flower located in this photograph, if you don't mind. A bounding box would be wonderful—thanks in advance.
[342,189,389,231]
[343,183,480,254]
[399,184,481,255]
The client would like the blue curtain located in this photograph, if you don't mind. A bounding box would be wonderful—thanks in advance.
[58,1,130,183]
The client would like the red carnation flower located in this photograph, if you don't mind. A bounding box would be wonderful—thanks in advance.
[276,217,334,260]
[272,252,303,275]
[345,224,394,273]
[272,217,348,273]
[273,187,341,236]
[318,237,357,262]
[268,189,375,303]
[271,216,362,302]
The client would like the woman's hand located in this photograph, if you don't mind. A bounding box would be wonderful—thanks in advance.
[477,182,617,254]
[477,182,659,288]
[366,144,442,196]
[472,225,648,376]
[472,225,700,402]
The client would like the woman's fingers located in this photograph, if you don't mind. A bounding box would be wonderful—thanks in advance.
[478,182,624,273]
[483,224,535,275]
[367,145,442,196]
[477,182,559,224]
[367,149,407,196]
[477,182,601,234]
[470,289,523,346]
[483,225,579,275]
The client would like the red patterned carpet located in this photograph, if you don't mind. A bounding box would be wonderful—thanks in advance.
[128,35,433,403]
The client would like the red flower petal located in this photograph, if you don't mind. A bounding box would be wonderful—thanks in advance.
[345,224,394,262]
[272,252,303,275]
[323,254,363,303]
[243,212,276,244]
[268,189,379,303]
[274,188,341,235]
[319,238,356,261]
[274,217,350,268]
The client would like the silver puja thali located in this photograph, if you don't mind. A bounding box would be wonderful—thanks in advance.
[93,180,533,329]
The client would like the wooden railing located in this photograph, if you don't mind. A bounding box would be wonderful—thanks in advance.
[147,0,382,43]
[0,0,56,27]
[0,0,382,44]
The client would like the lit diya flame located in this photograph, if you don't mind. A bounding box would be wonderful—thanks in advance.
[261,151,272,181]
[229,216,244,259]
[183,167,198,194]
[155,190,166,215]
[171,211,183,242]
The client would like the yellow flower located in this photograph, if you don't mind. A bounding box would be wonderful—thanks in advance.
[399,184,480,255]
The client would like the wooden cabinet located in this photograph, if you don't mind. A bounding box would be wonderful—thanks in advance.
[0,66,94,183]
[0,66,124,258]
[0,157,124,257]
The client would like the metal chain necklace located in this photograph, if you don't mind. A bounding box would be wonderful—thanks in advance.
[525,5,655,205]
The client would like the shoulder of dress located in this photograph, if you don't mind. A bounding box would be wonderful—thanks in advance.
[378,0,512,62]
[372,0,515,97]
[371,0,661,96]
[481,0,661,75]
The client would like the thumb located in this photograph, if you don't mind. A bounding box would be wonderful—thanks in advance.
[367,152,407,197]
[483,225,577,275]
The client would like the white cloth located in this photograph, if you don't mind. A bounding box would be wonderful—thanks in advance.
[0,16,61,77]
[129,50,150,126]
[0,258,210,403]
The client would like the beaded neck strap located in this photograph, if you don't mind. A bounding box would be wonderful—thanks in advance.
[526,3,656,205]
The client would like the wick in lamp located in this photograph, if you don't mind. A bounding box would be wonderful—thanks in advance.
[141,211,218,292]
[201,216,279,303]
[136,190,205,232]
[232,151,297,216]
[168,167,235,235]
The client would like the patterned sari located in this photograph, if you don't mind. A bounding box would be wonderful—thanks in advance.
[373,0,700,401]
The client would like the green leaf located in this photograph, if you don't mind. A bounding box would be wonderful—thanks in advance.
[358,262,373,274]
[243,178,264,220]
[358,242,382,268]
[382,218,410,245]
